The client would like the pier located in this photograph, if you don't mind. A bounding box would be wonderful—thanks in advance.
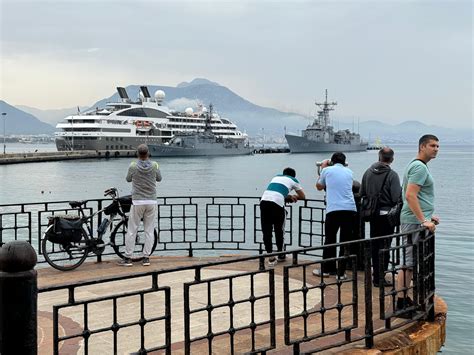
[0,147,291,165]
[0,196,446,354]
[0,150,137,165]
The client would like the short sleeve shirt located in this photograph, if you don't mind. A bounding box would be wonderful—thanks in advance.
[261,174,303,207]
[319,164,356,213]
[400,160,435,224]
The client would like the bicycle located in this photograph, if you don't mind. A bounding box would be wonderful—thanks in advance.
[41,188,158,271]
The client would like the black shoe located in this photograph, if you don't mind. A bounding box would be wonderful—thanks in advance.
[277,254,287,261]
[395,297,414,319]
[117,258,132,267]
[396,296,414,309]
[373,279,394,288]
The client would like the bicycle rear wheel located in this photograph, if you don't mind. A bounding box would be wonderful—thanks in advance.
[42,225,90,271]
[110,219,158,261]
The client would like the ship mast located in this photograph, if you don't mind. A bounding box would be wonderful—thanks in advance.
[205,104,213,132]
[315,89,337,128]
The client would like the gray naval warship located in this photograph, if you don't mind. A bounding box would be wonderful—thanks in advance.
[149,104,254,157]
[285,90,368,153]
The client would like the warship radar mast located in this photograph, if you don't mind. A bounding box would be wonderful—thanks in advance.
[315,89,337,127]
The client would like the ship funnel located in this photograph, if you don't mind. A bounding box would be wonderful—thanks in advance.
[140,86,151,102]
[117,87,131,103]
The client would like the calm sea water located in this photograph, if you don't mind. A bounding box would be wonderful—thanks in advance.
[1,142,473,353]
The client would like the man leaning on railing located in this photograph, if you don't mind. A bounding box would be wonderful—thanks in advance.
[396,134,440,317]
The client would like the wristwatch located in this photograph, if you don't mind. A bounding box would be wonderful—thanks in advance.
[421,218,430,225]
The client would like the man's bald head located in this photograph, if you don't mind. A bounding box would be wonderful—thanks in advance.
[378,147,394,164]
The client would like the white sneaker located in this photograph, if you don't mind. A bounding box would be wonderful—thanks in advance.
[336,273,348,281]
[312,269,330,277]
[267,257,278,267]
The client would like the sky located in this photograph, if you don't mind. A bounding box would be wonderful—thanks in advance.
[0,0,472,128]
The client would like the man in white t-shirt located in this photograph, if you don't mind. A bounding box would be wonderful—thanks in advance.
[260,167,306,267]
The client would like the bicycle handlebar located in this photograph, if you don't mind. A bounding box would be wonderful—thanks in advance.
[104,187,118,198]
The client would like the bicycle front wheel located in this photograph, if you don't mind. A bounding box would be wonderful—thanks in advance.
[110,219,158,261]
[42,225,90,271]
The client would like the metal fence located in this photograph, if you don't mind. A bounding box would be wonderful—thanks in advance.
[0,197,435,354]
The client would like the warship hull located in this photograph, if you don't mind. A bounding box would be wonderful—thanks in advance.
[285,134,368,153]
[149,145,254,157]
[149,138,254,157]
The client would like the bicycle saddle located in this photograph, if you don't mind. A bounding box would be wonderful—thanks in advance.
[69,200,87,208]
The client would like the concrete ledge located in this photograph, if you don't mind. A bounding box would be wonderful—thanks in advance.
[336,296,447,354]
[0,150,136,165]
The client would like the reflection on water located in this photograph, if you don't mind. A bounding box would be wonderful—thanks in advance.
[0,143,473,353]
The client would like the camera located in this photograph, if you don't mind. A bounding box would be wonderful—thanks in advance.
[316,159,348,175]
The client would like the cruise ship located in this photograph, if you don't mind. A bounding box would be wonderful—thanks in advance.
[55,86,248,153]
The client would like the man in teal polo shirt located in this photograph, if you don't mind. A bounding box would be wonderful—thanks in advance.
[396,134,440,315]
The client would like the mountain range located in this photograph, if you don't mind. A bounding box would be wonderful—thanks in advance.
[2,78,473,143]
[0,101,54,134]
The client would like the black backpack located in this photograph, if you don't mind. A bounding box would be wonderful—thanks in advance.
[360,171,390,222]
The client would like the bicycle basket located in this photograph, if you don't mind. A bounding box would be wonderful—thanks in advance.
[118,195,132,213]
[103,195,132,215]
[103,201,120,216]
[45,217,83,244]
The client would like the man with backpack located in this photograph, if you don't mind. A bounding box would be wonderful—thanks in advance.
[360,147,401,287]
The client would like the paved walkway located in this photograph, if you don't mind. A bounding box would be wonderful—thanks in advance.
[37,255,403,354]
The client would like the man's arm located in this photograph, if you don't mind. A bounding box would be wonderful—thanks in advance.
[316,182,325,191]
[126,164,134,182]
[295,189,306,200]
[405,183,436,232]
[154,162,162,182]
[389,172,402,204]
[316,170,326,191]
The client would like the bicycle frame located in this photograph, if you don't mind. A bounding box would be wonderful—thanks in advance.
[72,191,128,245]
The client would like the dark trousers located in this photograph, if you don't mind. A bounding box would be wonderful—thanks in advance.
[370,214,394,283]
[260,200,286,254]
[322,210,356,275]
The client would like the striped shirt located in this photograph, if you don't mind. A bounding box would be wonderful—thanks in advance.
[261,174,303,207]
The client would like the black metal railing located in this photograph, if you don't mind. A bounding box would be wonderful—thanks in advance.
[0,197,436,354]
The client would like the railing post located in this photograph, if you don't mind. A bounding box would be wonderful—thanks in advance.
[428,231,436,321]
[0,241,38,355]
[363,241,374,348]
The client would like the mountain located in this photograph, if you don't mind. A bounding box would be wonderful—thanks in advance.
[0,101,54,134]
[328,119,474,144]
[9,78,473,142]
[16,105,88,125]
[176,78,220,88]
[88,81,308,136]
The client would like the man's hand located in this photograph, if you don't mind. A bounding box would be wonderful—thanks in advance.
[431,216,440,225]
[422,220,436,232]
[285,195,298,203]
[320,159,330,169]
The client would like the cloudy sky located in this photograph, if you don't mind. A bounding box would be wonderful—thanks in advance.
[0,0,472,128]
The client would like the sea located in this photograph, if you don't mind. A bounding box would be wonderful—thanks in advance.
[1,142,473,354]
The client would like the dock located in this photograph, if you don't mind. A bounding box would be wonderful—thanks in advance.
[0,146,290,164]
[0,150,136,165]
[36,256,447,354]
[1,196,446,354]
[254,146,290,154]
